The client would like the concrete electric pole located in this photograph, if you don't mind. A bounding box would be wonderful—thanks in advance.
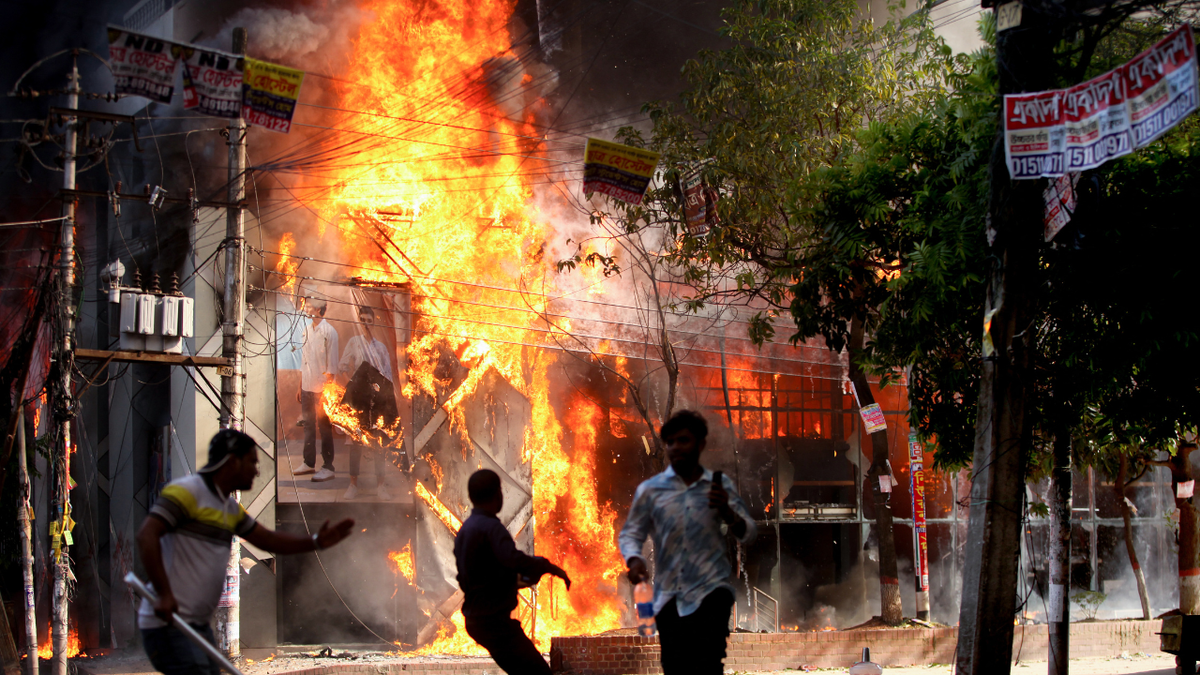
[215,26,248,660]
[49,53,80,675]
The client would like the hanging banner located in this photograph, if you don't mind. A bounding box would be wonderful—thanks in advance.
[1043,172,1080,241]
[107,26,181,104]
[909,432,930,592]
[860,403,887,434]
[1004,89,1066,179]
[1006,25,1198,178]
[1063,69,1131,171]
[583,138,660,205]
[242,58,305,134]
[680,167,719,237]
[1125,25,1199,150]
[180,46,244,119]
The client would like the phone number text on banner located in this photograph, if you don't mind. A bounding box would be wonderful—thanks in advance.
[242,58,304,134]
[583,138,660,206]
[1006,25,1198,179]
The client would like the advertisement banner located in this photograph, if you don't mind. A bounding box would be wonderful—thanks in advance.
[1043,172,1080,241]
[1004,89,1066,179]
[681,167,719,237]
[859,403,887,434]
[583,138,661,205]
[1125,25,1199,150]
[916,526,929,590]
[181,46,244,119]
[242,58,305,133]
[107,26,180,104]
[1063,68,1131,171]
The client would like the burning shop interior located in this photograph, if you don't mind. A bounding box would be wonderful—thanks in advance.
[5,0,1188,660]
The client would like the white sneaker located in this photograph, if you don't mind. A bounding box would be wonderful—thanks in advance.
[343,484,359,500]
[377,482,392,501]
[312,468,335,482]
[293,462,315,475]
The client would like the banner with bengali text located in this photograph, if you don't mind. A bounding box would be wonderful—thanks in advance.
[583,138,660,206]
[1006,25,1198,179]
[107,26,180,104]
[242,58,305,134]
[181,46,244,119]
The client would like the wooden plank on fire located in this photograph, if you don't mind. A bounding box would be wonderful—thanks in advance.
[412,408,448,455]
[416,589,464,647]
[75,348,231,368]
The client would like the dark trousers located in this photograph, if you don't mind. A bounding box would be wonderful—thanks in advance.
[465,615,550,675]
[348,443,385,479]
[141,623,220,675]
[301,389,334,470]
[656,588,734,675]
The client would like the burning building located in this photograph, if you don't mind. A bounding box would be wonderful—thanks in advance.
[4,0,1187,663]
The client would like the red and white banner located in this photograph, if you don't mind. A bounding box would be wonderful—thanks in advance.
[1006,25,1198,179]
[107,26,180,104]
[1004,90,1066,179]
[181,47,243,119]
[1063,69,1131,171]
[1125,25,1199,149]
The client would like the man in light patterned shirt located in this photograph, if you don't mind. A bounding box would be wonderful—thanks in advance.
[619,410,756,675]
[294,297,339,482]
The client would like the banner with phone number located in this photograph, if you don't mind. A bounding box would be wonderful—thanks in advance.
[1006,25,1197,179]
[242,58,305,134]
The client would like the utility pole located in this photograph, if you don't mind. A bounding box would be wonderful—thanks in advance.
[1048,423,1072,675]
[955,2,1061,673]
[215,27,248,661]
[49,54,80,675]
[17,409,36,675]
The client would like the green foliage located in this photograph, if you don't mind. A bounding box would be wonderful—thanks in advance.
[1071,590,1107,621]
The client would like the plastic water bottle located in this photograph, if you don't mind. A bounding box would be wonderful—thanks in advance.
[634,582,655,637]
[848,647,883,675]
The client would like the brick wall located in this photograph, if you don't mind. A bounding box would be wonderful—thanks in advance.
[548,621,1163,674]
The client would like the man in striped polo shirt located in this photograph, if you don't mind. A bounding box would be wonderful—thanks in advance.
[137,429,354,674]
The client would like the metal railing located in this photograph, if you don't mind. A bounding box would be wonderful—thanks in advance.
[751,587,779,633]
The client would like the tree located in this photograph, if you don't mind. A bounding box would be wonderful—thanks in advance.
[599,0,957,625]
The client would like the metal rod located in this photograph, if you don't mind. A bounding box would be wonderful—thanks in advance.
[122,573,246,675]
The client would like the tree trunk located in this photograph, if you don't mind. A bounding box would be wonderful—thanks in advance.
[956,5,1058,672]
[1048,426,1071,675]
[1116,455,1151,620]
[848,318,903,625]
[1171,445,1198,615]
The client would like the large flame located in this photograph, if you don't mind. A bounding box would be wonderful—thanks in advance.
[389,542,416,584]
[297,0,627,655]
[37,625,83,659]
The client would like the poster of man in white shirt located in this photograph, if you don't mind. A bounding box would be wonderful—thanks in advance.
[294,296,340,482]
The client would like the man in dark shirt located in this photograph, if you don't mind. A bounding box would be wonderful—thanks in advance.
[455,469,571,674]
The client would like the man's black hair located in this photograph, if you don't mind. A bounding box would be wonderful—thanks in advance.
[468,469,502,504]
[200,429,257,474]
[660,410,708,443]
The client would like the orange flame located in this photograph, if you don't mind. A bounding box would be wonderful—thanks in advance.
[321,381,402,447]
[415,481,462,534]
[276,232,299,295]
[389,542,416,584]
[37,625,83,659]
[307,0,626,656]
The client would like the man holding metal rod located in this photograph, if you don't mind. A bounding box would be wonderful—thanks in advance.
[136,429,354,674]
